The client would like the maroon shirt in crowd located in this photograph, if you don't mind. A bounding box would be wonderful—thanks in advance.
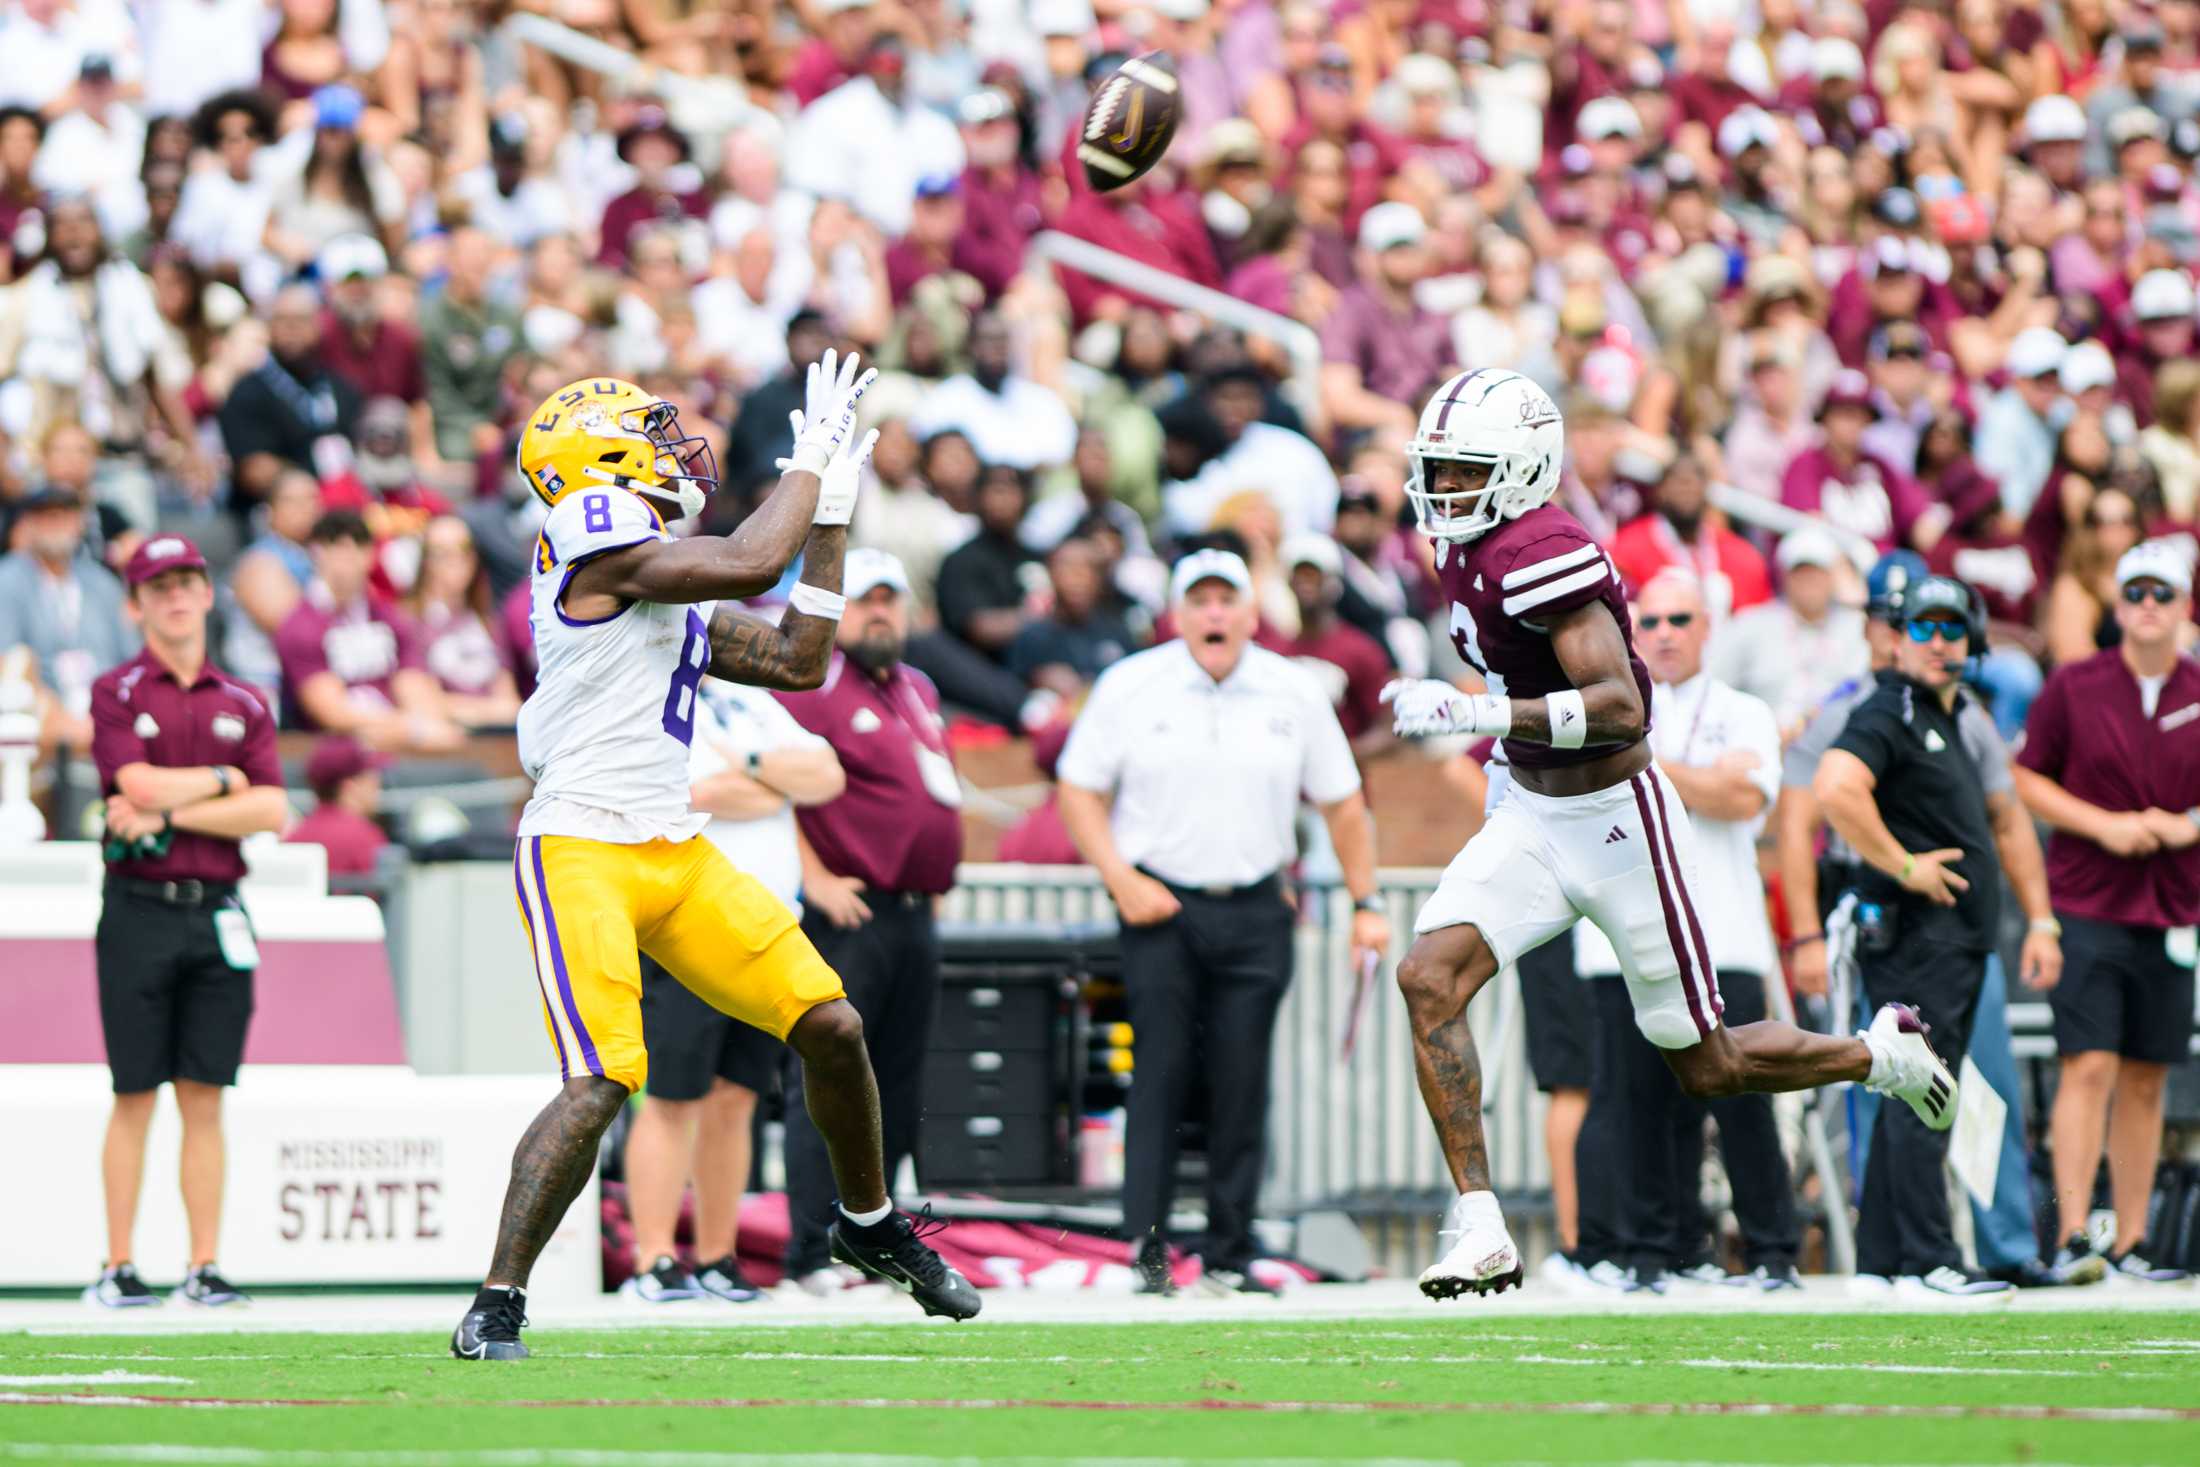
[1279,119,1410,236]
[1052,187,1222,325]
[2017,650,2200,930]
[1282,620,1391,741]
[90,650,282,884]
[777,652,964,894]
[596,186,709,270]
[285,804,388,875]
[1780,445,1928,552]
[319,313,425,405]
[273,593,426,730]
[1320,281,1453,406]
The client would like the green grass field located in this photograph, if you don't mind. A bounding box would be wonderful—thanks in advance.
[5,1311,2200,1467]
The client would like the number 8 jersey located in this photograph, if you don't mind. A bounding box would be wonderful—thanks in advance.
[517,487,714,844]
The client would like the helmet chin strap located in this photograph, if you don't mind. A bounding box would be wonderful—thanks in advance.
[581,464,704,521]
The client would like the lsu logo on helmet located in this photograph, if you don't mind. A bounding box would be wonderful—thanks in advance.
[517,378,719,522]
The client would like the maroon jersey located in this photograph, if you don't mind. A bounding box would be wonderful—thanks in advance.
[1435,505,1652,771]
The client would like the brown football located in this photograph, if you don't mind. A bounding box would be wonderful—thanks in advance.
[1077,51,1182,193]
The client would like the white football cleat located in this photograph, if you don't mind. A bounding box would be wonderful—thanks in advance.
[1860,1002,1957,1131]
[1418,1192,1524,1301]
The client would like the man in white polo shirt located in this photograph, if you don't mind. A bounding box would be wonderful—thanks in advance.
[621,662,846,1305]
[1057,549,1389,1297]
[1573,569,1800,1292]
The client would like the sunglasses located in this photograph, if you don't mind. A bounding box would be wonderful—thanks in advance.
[1905,619,1969,643]
[2123,582,2181,605]
[1639,612,1696,630]
[2089,510,2137,529]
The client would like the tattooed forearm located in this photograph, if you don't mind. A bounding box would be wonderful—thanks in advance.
[485,1077,628,1287]
[705,525,847,688]
[1412,1013,1492,1193]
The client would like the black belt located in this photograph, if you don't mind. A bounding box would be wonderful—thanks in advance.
[865,889,934,910]
[107,876,238,907]
[1141,867,1282,902]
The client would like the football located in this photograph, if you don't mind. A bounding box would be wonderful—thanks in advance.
[1077,51,1182,192]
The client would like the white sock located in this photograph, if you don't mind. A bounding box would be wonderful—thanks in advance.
[839,1200,893,1228]
[1455,1190,1506,1234]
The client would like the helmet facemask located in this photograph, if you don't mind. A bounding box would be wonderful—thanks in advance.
[580,399,718,521]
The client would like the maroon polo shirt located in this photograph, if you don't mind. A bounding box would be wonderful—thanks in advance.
[2017,650,2200,930]
[273,593,426,731]
[285,804,389,876]
[318,312,425,405]
[1320,281,1453,406]
[90,649,282,883]
[777,652,964,895]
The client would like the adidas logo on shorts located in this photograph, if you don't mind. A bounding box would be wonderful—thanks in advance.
[1604,826,1626,844]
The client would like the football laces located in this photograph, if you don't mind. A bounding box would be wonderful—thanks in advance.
[1086,76,1128,141]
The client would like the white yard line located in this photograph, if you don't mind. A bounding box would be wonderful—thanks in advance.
[0,1373,189,1386]
[0,1451,2109,1467]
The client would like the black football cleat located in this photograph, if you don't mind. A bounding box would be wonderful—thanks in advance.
[828,1205,981,1320]
[450,1284,530,1360]
[1132,1231,1177,1297]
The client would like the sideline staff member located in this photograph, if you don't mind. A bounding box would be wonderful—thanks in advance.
[1059,549,1389,1297]
[85,536,288,1308]
[1814,574,2060,1301]
[775,550,963,1292]
[2014,542,2200,1285]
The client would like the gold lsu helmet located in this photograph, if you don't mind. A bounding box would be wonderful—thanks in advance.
[516,378,718,521]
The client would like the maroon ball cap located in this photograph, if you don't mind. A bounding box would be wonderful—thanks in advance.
[125,533,209,588]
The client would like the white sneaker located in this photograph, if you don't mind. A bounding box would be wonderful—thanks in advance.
[1846,1272,1895,1298]
[1895,1266,2014,1303]
[1668,1263,1730,1288]
[1575,1258,1634,1292]
[1860,1003,1957,1131]
[1417,1192,1523,1301]
[791,1265,858,1298]
[1534,1252,1582,1290]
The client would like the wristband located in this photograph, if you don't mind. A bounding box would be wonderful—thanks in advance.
[1477,694,1515,736]
[1900,853,1916,883]
[1354,893,1384,914]
[745,749,764,778]
[788,582,846,620]
[787,441,832,480]
[211,766,231,797]
[1546,690,1587,749]
[2029,916,2063,937]
[1781,932,1825,955]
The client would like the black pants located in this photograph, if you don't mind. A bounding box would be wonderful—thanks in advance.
[1114,875,1294,1271]
[1856,934,1986,1277]
[780,894,941,1275]
[1578,968,1799,1274]
[94,881,255,1094]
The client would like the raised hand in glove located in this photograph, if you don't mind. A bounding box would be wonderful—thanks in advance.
[785,348,879,479]
[777,410,879,527]
[1380,678,1512,738]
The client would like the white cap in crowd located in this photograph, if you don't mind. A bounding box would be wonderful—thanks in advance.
[1170,547,1253,603]
[318,233,388,283]
[2005,326,2068,379]
[1282,531,1344,578]
[2059,339,2117,395]
[1578,96,1642,141]
[845,547,911,600]
[2117,540,2195,596]
[1775,524,1843,574]
[1810,38,1866,84]
[2023,94,2088,145]
[1029,0,1096,34]
[2132,268,2198,322]
[1359,201,1427,252]
[1716,106,1779,158]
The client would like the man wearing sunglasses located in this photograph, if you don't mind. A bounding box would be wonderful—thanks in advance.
[2013,541,2200,1285]
[1815,574,2063,1300]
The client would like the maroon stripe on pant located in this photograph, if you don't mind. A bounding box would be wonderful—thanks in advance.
[1628,772,1715,1039]
[1646,771,1726,1022]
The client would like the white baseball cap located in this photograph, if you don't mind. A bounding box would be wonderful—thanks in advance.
[1811,37,1866,84]
[1578,96,1643,141]
[845,547,911,600]
[1716,106,1779,158]
[2023,94,2087,145]
[1775,524,1843,573]
[2005,326,2068,380]
[2133,268,2197,321]
[2117,540,2194,595]
[1358,200,1427,252]
[317,232,387,283]
[1170,547,1253,603]
[2059,339,2116,395]
[1281,532,1343,577]
[1395,53,1460,99]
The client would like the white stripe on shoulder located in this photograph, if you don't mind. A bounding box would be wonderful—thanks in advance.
[1499,541,1603,588]
[1501,561,1610,617]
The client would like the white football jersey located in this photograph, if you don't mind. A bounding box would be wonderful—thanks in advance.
[516,487,713,844]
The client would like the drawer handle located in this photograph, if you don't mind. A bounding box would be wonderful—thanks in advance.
[968,988,1003,1008]
[969,1051,1003,1073]
[965,1116,1004,1138]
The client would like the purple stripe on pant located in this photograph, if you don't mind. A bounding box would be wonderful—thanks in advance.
[514,840,570,1080]
[529,836,604,1077]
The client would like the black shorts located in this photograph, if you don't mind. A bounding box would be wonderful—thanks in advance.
[2048,913,2199,1065]
[1517,935,1591,1092]
[639,953,782,1101]
[94,885,255,1094]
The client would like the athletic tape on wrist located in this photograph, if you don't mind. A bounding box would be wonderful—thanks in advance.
[1546,690,1587,749]
[789,442,831,479]
[788,583,846,620]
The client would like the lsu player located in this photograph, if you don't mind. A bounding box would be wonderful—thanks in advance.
[1377,369,1959,1300]
[451,354,979,1361]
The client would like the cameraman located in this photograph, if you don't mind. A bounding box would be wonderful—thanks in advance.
[85,536,288,1308]
[1813,575,2061,1301]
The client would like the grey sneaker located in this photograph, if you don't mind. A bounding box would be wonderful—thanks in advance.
[83,1263,160,1309]
[620,1254,702,1302]
[694,1255,764,1302]
[1897,1266,2014,1301]
[1670,1262,1730,1287]
[1724,1263,1803,1293]
[2048,1234,2109,1287]
[2106,1249,2191,1284]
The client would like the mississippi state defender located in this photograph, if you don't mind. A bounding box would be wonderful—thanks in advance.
[1382,369,1958,1300]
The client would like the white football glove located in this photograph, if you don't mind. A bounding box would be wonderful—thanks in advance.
[1380,678,1512,738]
[776,410,878,526]
[786,348,878,478]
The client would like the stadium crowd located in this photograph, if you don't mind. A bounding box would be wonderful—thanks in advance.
[4,0,2200,1295]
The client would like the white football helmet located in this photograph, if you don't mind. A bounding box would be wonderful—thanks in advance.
[1405,369,1565,544]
